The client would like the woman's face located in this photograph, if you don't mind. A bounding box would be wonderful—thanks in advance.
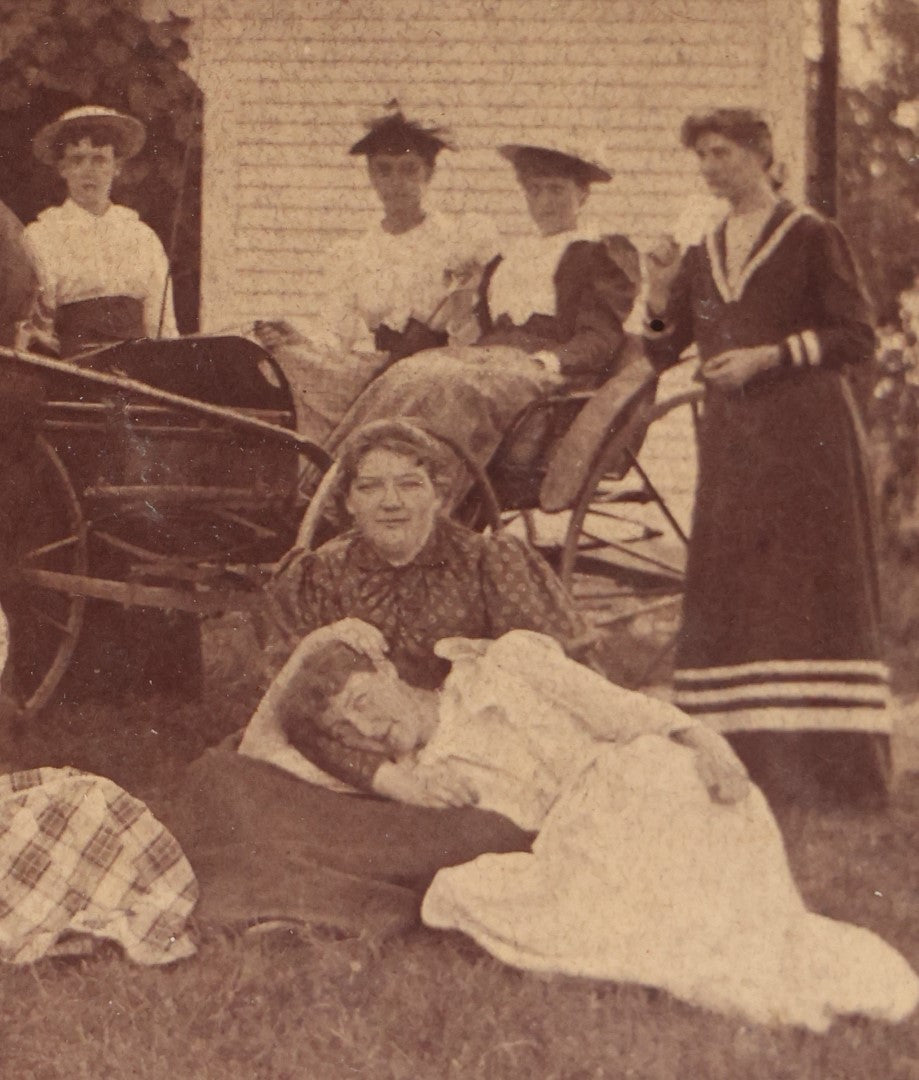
[367,151,432,219]
[692,132,768,204]
[520,175,587,236]
[58,138,121,215]
[328,668,434,756]
[345,448,443,564]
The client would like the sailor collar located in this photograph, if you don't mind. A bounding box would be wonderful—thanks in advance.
[705,200,814,304]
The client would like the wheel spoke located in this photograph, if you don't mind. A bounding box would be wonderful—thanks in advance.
[573,587,667,602]
[583,505,652,526]
[22,534,83,563]
[577,527,619,547]
[27,603,76,636]
[574,535,684,578]
[589,594,682,627]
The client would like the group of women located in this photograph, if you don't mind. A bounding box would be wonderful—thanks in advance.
[254,106,638,484]
[7,100,913,1025]
[244,103,890,813]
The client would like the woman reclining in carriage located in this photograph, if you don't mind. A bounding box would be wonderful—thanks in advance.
[250,113,640,479]
[250,105,501,440]
[323,137,641,491]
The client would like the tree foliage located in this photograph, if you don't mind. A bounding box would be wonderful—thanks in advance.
[839,0,919,322]
[0,0,202,330]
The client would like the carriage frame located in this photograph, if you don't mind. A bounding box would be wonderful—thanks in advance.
[1,335,700,715]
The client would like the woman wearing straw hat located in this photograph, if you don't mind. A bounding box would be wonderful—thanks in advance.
[476,139,635,383]
[23,105,177,358]
[20,110,194,698]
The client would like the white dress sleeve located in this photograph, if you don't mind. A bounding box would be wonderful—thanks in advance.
[479,630,691,743]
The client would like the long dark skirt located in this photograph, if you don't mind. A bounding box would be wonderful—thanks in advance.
[672,369,890,805]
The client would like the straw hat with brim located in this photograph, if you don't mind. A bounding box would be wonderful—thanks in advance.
[33,106,147,166]
[498,142,612,185]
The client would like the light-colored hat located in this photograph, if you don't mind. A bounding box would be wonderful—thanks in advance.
[33,106,147,165]
[498,139,612,184]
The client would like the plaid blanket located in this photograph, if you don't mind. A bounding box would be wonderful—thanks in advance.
[0,768,197,965]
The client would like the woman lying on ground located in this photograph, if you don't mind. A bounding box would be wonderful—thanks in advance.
[256,419,589,802]
[264,625,918,1033]
[251,105,498,440]
[327,139,638,479]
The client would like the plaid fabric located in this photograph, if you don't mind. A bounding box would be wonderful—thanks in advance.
[0,768,197,965]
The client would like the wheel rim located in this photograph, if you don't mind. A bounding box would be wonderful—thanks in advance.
[559,394,698,687]
[3,436,87,714]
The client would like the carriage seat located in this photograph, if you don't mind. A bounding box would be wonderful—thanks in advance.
[487,334,657,513]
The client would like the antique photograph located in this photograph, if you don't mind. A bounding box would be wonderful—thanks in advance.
[0,0,917,1076]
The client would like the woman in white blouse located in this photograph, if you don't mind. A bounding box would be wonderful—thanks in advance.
[254,107,498,441]
[329,140,638,481]
[24,105,177,358]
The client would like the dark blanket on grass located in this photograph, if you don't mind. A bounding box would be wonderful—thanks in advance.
[168,745,533,939]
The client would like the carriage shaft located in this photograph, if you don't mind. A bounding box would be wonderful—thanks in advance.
[19,568,257,616]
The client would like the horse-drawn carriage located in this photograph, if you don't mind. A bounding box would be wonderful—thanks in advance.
[1,335,699,714]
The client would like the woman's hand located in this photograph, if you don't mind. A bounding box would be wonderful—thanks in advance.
[253,319,304,350]
[530,350,564,380]
[700,345,781,391]
[323,617,390,665]
[674,725,751,805]
[373,760,479,808]
[644,234,682,315]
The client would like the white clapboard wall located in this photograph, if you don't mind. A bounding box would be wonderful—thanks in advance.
[177,0,806,330]
[166,0,807,520]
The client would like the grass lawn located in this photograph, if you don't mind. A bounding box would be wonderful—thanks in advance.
[1,680,917,1080]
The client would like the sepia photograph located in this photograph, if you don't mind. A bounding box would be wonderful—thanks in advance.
[0,0,917,1076]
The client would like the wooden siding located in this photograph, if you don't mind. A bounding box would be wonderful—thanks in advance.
[180,0,806,329]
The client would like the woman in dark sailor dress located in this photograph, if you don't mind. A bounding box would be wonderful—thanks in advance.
[644,109,889,808]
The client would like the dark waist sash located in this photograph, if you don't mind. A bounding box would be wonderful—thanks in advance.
[374,317,448,361]
[56,296,145,357]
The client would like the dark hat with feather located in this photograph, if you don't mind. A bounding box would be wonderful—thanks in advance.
[348,101,455,165]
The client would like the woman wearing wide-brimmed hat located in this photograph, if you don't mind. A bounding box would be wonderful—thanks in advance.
[20,110,193,698]
[23,105,177,357]
[643,108,889,809]
[252,105,499,440]
[328,137,637,479]
[476,139,635,383]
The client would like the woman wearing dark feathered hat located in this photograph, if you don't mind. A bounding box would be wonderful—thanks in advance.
[327,135,638,483]
[252,104,498,440]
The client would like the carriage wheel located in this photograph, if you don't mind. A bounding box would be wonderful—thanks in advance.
[2,436,88,714]
[559,389,702,687]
